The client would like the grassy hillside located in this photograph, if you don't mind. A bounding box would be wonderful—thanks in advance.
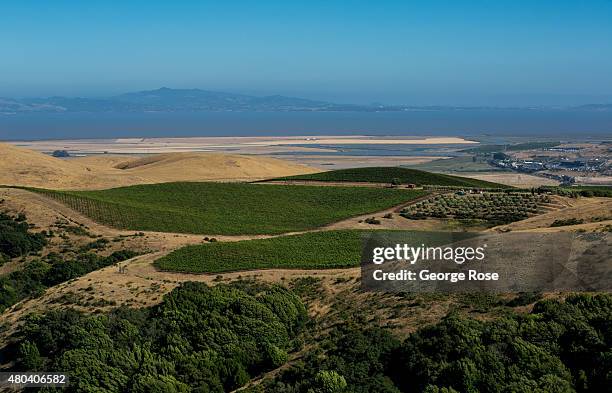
[273,167,508,188]
[155,229,454,273]
[33,182,426,235]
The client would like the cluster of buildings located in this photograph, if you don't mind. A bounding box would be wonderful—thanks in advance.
[489,154,610,185]
[493,157,607,173]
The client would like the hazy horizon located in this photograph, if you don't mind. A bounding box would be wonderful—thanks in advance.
[4,87,612,108]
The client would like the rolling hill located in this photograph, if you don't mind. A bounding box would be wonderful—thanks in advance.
[109,152,318,182]
[33,183,427,235]
[0,143,317,189]
[273,167,509,188]
[0,143,147,190]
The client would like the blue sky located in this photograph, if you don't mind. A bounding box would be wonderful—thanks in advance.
[2,0,612,105]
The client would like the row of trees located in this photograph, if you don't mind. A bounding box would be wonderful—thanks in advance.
[537,186,612,198]
[402,193,547,225]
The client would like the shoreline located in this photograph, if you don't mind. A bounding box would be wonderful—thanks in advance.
[6,135,478,155]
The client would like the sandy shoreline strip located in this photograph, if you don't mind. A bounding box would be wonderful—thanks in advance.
[245,136,477,145]
[9,135,478,155]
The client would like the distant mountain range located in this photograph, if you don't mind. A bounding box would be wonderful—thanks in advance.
[1,87,611,114]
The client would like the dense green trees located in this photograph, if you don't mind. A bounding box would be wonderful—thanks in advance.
[267,293,611,393]
[0,211,47,259]
[266,324,401,393]
[390,316,575,392]
[9,273,611,392]
[16,282,307,392]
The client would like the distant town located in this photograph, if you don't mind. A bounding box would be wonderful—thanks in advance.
[481,142,611,185]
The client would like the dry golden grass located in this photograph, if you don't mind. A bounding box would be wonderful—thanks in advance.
[108,152,319,182]
[459,172,560,187]
[0,143,147,190]
[0,143,317,190]
[70,154,137,169]
[493,197,612,232]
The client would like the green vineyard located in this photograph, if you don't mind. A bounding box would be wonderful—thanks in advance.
[155,230,364,273]
[32,182,427,235]
[155,229,463,273]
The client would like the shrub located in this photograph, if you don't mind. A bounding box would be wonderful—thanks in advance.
[0,212,47,258]
[365,217,381,225]
[79,238,109,251]
[550,218,584,227]
[314,370,348,393]
[17,340,43,370]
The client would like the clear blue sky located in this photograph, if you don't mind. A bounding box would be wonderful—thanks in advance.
[2,0,612,105]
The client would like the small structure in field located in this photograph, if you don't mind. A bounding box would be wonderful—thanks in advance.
[52,150,70,158]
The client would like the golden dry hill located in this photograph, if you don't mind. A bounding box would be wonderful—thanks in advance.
[0,143,317,190]
[0,143,147,189]
[105,152,319,182]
